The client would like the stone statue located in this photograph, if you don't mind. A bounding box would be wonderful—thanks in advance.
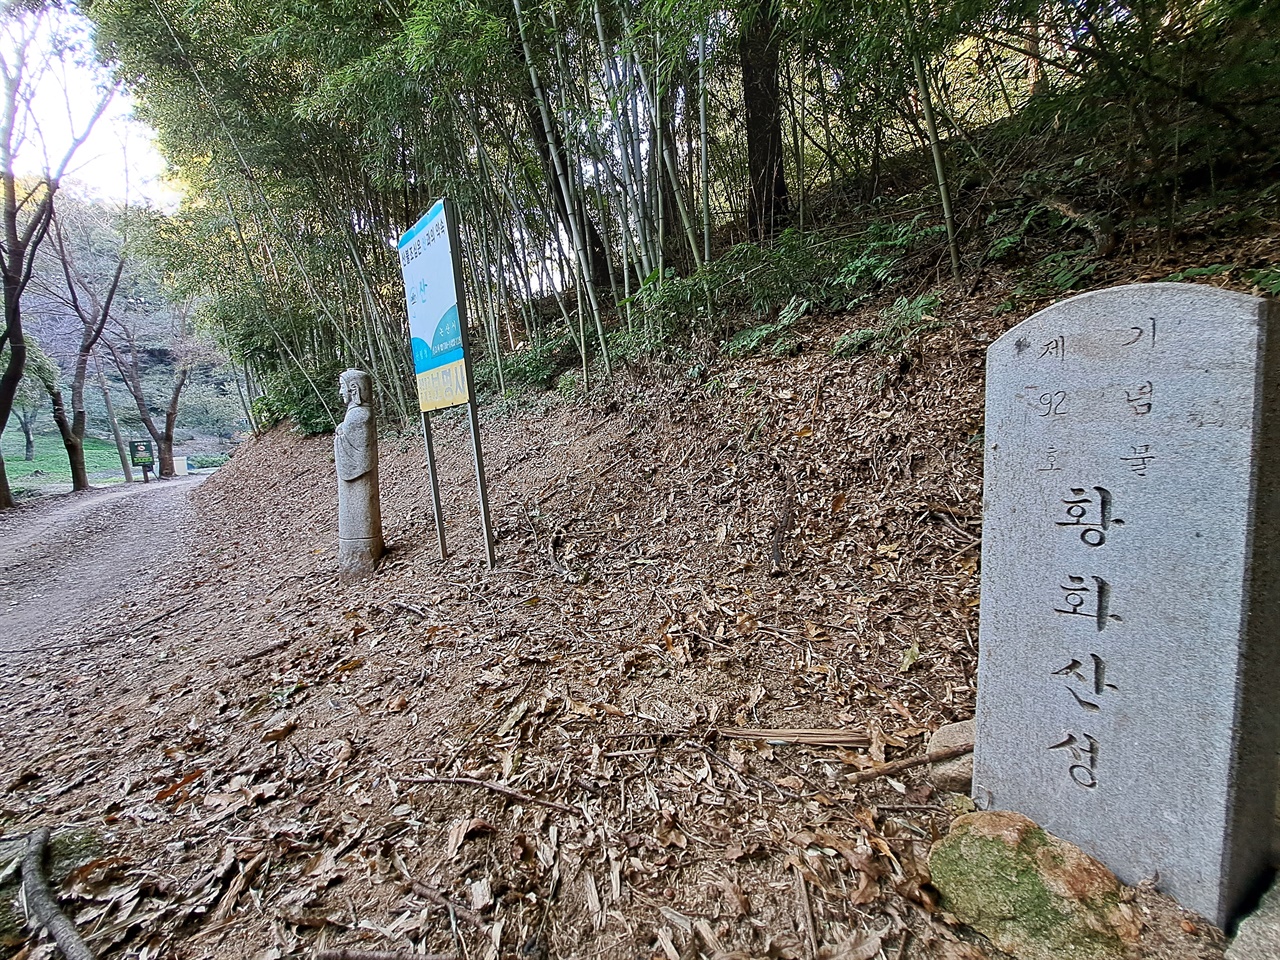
[334,369,384,578]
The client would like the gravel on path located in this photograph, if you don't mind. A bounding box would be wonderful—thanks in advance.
[0,476,203,657]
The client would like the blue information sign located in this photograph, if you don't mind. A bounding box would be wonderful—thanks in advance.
[399,200,470,412]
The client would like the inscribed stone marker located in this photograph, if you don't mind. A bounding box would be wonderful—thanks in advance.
[973,283,1280,927]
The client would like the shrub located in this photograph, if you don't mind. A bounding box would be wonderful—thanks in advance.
[630,218,943,360]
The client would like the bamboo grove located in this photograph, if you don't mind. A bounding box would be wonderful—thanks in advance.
[83,0,1280,430]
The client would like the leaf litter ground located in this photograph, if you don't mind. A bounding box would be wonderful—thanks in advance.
[2,238,1267,960]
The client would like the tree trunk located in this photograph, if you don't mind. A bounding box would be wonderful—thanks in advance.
[104,337,170,476]
[49,387,89,491]
[739,0,789,241]
[699,31,711,263]
[95,353,133,481]
[158,366,188,478]
[911,51,962,283]
[0,272,27,509]
[0,38,108,507]
[21,417,33,460]
[511,0,610,378]
[631,47,702,273]
[1026,19,1048,96]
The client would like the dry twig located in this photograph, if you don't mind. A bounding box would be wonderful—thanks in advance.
[233,637,291,666]
[405,878,486,930]
[315,950,455,960]
[406,775,576,814]
[0,852,20,885]
[717,726,869,747]
[692,742,795,800]
[769,473,797,574]
[129,598,199,631]
[792,864,818,960]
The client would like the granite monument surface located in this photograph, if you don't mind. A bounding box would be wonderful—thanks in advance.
[973,283,1280,926]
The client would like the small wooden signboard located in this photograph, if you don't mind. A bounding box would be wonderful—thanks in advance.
[129,439,155,482]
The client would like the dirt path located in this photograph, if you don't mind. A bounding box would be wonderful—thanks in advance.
[0,476,203,657]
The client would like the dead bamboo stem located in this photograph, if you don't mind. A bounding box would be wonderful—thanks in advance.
[845,743,973,786]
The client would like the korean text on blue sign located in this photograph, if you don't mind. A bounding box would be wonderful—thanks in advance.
[399,200,469,413]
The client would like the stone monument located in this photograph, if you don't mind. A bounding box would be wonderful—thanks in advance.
[334,368,384,579]
[973,283,1280,927]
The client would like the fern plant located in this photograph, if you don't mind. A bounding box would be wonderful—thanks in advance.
[833,294,947,357]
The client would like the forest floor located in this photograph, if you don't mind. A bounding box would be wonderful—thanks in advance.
[3,229,1277,959]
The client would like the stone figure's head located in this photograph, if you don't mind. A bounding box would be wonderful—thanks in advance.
[339,369,372,408]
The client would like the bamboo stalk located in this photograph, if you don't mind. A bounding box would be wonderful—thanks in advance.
[512,0,609,378]
[911,47,962,283]
[699,31,711,263]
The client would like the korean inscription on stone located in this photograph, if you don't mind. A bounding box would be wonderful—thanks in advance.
[973,283,1280,927]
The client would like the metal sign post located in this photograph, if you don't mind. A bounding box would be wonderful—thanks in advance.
[420,410,448,560]
[445,198,496,568]
[398,198,495,568]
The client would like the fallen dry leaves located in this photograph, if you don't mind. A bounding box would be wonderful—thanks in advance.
[1,230,1258,959]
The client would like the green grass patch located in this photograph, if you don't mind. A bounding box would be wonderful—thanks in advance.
[1,431,127,494]
[725,310,803,359]
[1163,263,1280,296]
[188,452,230,469]
[624,218,942,361]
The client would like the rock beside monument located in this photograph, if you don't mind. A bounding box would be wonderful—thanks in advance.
[1226,875,1280,960]
[929,811,1141,960]
[929,719,975,793]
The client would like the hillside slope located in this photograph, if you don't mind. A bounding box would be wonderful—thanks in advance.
[4,243,1273,957]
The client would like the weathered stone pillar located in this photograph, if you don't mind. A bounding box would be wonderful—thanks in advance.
[334,369,384,579]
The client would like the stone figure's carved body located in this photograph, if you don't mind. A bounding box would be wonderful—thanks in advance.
[334,369,384,578]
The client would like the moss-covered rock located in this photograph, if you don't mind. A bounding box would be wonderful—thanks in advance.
[46,829,103,884]
[0,836,26,951]
[929,811,1141,960]
[0,828,104,951]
